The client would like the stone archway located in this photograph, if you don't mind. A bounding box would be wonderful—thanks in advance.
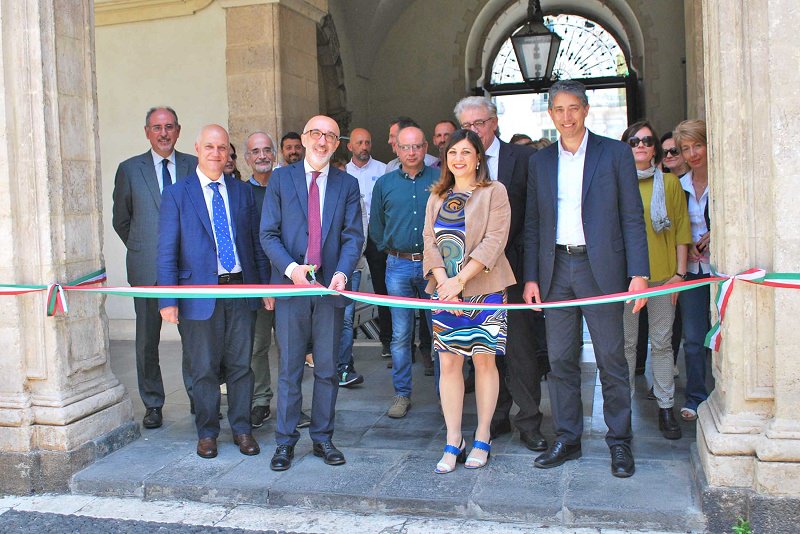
[317,14,351,134]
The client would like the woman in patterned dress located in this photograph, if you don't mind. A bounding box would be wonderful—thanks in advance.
[422,129,516,473]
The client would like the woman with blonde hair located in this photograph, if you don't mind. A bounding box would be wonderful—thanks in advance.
[423,129,515,473]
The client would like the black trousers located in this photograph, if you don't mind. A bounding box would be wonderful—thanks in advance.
[544,250,632,447]
[364,237,392,345]
[492,283,547,434]
[180,298,255,439]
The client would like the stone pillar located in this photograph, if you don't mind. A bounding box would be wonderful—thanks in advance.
[695,1,800,531]
[220,0,327,152]
[0,1,136,492]
[683,0,705,120]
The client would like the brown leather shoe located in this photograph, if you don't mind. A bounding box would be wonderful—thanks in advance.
[233,433,260,456]
[197,437,218,459]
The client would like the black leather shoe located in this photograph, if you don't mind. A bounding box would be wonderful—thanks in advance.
[534,440,582,468]
[658,407,682,440]
[313,440,346,466]
[143,407,163,429]
[270,444,294,471]
[519,430,548,452]
[610,444,635,478]
[489,418,512,440]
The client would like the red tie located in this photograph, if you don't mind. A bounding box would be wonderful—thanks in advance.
[307,171,322,268]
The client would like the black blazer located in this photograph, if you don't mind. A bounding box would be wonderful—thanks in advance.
[496,139,536,281]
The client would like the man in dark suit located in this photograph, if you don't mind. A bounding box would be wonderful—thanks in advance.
[158,124,270,459]
[454,96,548,453]
[261,115,364,471]
[523,80,649,478]
[112,106,197,429]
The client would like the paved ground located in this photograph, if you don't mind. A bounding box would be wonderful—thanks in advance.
[65,335,706,533]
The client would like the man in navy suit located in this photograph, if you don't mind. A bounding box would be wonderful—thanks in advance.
[261,115,364,471]
[523,80,649,478]
[112,106,197,429]
[158,124,270,459]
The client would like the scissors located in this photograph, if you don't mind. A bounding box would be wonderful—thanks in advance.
[307,265,317,284]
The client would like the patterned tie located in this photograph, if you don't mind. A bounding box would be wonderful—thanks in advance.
[307,171,322,268]
[161,159,172,192]
[209,182,236,272]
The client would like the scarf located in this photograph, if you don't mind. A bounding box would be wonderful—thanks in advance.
[638,166,671,233]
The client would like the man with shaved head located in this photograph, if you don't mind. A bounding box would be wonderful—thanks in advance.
[158,124,270,460]
[261,115,364,471]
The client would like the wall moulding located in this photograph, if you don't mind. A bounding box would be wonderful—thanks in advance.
[94,0,214,26]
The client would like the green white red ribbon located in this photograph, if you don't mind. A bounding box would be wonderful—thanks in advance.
[3,267,800,352]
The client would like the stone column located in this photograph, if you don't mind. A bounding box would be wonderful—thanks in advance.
[695,1,800,531]
[220,0,327,151]
[683,0,705,120]
[0,1,136,492]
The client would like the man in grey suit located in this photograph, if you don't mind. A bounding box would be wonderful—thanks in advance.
[112,106,197,429]
[523,81,649,478]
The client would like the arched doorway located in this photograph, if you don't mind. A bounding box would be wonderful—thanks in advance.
[486,13,636,142]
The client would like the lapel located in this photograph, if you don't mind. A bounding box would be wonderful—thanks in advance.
[291,164,309,223]
[542,143,558,211]
[224,175,240,243]
[322,167,343,243]
[175,151,193,182]
[138,151,161,208]
[186,173,214,241]
[581,131,603,203]
[496,140,513,187]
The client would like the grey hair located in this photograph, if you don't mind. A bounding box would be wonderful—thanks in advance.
[547,80,589,108]
[145,106,179,127]
[245,130,277,151]
[453,97,497,122]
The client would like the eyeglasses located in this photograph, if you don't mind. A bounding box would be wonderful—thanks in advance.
[304,129,339,143]
[460,118,494,130]
[248,147,274,157]
[663,147,680,157]
[230,153,237,161]
[397,143,426,152]
[149,124,177,134]
[627,136,655,148]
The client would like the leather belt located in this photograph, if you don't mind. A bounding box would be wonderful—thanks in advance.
[386,250,423,262]
[556,244,587,255]
[218,272,244,284]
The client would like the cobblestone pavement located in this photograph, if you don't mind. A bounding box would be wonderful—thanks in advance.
[0,494,677,533]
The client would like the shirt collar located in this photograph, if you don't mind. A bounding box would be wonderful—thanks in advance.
[304,160,330,177]
[485,136,501,159]
[399,164,427,180]
[248,176,265,187]
[197,166,225,189]
[151,149,176,166]
[557,129,589,158]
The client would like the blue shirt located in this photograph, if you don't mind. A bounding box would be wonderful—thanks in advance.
[369,165,439,253]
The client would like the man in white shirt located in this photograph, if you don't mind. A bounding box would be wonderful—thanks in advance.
[112,106,197,430]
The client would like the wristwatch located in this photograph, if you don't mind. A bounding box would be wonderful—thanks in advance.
[676,272,687,280]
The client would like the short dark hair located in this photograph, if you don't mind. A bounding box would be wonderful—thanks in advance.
[435,119,458,130]
[145,106,178,127]
[390,116,419,129]
[660,131,674,144]
[621,120,663,165]
[280,131,301,149]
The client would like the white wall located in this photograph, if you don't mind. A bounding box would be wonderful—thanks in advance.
[96,2,228,338]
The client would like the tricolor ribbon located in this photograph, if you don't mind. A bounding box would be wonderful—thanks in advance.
[704,268,766,351]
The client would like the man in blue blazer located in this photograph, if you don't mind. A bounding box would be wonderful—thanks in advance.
[112,107,197,429]
[523,81,649,478]
[158,124,270,459]
[261,115,364,471]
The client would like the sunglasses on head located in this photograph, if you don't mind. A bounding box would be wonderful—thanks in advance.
[627,136,655,148]
[663,147,680,157]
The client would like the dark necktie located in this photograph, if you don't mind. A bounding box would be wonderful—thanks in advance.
[209,182,236,272]
[307,171,322,268]
[161,158,172,192]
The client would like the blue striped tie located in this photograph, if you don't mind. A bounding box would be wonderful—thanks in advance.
[209,182,235,272]
[161,159,171,192]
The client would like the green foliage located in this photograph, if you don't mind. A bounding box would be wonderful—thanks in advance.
[732,516,751,534]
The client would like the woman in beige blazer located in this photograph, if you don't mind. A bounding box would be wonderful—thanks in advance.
[423,129,515,473]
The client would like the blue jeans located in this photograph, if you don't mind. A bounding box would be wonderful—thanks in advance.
[385,255,431,398]
[678,272,711,410]
[337,269,362,373]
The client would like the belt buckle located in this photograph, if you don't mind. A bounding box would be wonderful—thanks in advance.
[219,273,230,284]
[411,252,422,262]
[566,245,575,255]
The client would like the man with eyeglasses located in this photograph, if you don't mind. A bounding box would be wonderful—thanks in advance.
[453,96,549,454]
[112,106,197,430]
[385,117,440,172]
[370,125,438,418]
[261,116,364,471]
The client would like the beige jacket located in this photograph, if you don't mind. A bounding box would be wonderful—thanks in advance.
[422,181,516,297]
